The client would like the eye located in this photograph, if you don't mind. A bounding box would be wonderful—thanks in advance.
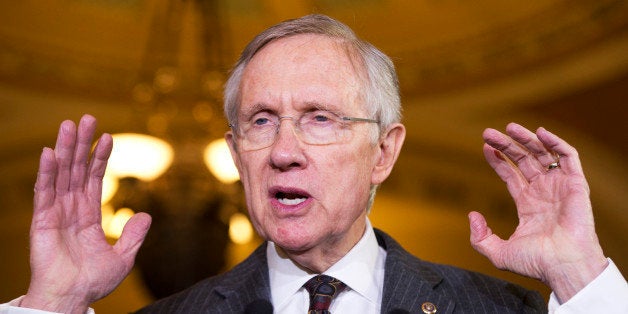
[313,114,329,122]
[249,112,276,127]
[307,110,336,124]
[253,117,270,125]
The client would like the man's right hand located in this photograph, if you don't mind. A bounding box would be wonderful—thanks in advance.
[20,115,151,314]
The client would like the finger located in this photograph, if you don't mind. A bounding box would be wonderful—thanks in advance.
[505,123,558,172]
[70,115,98,191]
[114,212,152,263]
[482,143,527,198]
[468,211,507,270]
[53,120,77,194]
[33,147,57,215]
[483,127,543,181]
[85,133,113,207]
[536,127,583,176]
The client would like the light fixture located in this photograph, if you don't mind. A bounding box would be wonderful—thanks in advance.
[101,173,119,204]
[105,207,136,239]
[228,213,254,244]
[203,138,239,184]
[101,204,115,236]
[107,133,174,181]
[98,0,253,299]
[101,204,136,239]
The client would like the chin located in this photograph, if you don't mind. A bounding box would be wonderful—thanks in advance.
[271,227,319,253]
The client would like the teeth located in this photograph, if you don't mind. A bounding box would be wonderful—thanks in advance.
[278,197,306,205]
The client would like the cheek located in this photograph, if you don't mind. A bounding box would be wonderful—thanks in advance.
[236,152,264,188]
[316,146,375,202]
[234,155,266,214]
[342,144,376,179]
[238,173,269,238]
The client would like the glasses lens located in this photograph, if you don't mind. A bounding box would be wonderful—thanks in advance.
[244,129,272,151]
[238,110,372,150]
[299,111,345,145]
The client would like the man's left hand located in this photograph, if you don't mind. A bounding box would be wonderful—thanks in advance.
[469,122,608,303]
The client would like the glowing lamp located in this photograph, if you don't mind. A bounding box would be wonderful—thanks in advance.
[228,213,253,244]
[107,133,174,181]
[203,138,239,184]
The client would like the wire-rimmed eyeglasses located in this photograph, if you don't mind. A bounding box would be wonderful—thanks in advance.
[231,110,379,151]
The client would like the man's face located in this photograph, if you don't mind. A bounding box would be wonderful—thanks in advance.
[227,34,384,259]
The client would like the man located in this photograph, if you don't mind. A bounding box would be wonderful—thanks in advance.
[2,14,627,314]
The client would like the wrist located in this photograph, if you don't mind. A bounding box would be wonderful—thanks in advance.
[546,255,608,303]
[21,291,90,314]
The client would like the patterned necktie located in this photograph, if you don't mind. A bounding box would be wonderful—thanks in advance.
[303,275,347,314]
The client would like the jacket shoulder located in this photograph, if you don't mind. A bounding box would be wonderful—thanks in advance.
[428,260,545,312]
[375,229,546,313]
[135,242,270,313]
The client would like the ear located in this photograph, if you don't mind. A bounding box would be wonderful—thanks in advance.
[225,130,243,174]
[371,123,405,185]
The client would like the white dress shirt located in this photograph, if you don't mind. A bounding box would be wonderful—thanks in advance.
[547,258,627,314]
[268,219,386,314]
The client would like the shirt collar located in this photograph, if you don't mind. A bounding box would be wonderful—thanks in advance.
[267,218,382,309]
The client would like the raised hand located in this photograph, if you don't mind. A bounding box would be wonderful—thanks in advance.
[21,115,151,314]
[468,122,608,303]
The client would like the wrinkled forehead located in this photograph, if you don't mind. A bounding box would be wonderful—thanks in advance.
[238,34,369,115]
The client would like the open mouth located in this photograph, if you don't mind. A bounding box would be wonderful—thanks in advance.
[271,187,310,206]
[275,191,308,205]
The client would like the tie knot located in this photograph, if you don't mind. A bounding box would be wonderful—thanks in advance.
[304,275,346,313]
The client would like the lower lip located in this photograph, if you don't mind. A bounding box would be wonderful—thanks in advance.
[270,197,312,215]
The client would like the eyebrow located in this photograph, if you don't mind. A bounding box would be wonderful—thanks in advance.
[303,101,330,111]
[239,102,275,120]
[239,101,340,119]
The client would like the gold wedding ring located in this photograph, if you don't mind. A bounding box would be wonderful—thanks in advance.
[547,162,560,170]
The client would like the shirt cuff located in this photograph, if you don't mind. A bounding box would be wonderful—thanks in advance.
[0,297,95,314]
[548,258,628,314]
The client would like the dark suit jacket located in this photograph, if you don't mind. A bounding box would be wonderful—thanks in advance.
[136,229,546,313]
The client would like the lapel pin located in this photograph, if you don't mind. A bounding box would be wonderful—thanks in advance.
[421,301,437,313]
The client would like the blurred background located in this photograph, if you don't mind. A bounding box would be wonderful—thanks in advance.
[0,1,626,312]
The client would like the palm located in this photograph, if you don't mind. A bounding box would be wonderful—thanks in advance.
[469,123,606,301]
[31,194,127,302]
[498,173,591,277]
[23,115,150,313]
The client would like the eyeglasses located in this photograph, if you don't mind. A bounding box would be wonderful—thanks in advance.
[233,110,379,151]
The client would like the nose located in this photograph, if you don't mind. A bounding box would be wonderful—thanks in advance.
[269,117,306,170]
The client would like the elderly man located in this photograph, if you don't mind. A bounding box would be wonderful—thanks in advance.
[2,14,627,314]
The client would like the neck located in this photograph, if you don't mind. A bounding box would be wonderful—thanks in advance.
[277,220,368,273]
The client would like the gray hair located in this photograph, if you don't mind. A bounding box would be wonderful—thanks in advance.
[224,14,401,210]
[224,14,401,136]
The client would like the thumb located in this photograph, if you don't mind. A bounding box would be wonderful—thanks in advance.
[114,212,152,262]
[468,211,506,269]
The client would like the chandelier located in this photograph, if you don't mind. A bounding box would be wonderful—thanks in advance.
[97,0,253,299]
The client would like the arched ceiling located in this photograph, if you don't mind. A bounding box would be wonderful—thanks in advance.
[1,1,627,95]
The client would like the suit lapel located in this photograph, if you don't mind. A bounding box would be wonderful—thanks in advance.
[376,229,457,314]
[211,243,273,312]
[201,230,458,313]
